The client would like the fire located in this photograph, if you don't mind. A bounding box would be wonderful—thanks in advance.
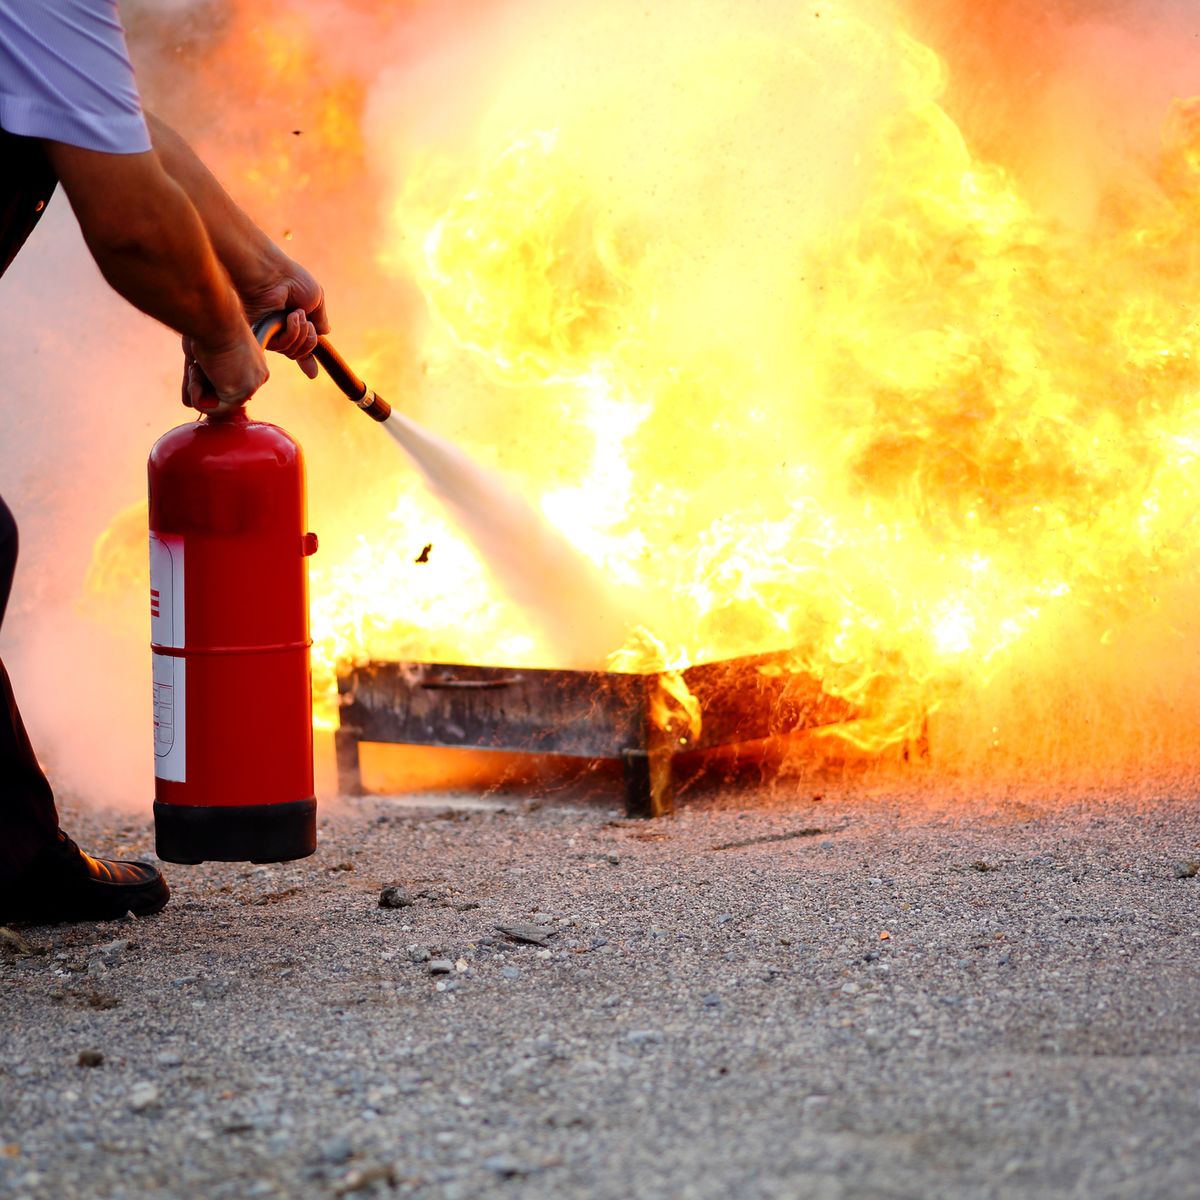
[88,0,1200,780]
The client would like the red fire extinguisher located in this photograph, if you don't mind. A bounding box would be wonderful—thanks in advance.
[148,315,318,864]
[148,313,390,864]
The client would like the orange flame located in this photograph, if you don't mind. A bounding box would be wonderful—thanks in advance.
[89,0,1200,784]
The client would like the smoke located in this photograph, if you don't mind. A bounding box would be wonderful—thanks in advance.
[907,0,1200,223]
[2,0,1200,811]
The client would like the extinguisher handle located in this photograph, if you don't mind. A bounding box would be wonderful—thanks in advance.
[251,310,392,423]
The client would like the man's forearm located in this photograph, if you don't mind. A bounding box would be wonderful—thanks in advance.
[44,142,248,354]
[146,114,278,297]
[43,139,268,406]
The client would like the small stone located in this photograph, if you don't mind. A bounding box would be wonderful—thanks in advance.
[155,1051,183,1068]
[318,1135,354,1165]
[96,938,129,961]
[535,948,552,960]
[128,1083,160,1113]
[1173,860,1199,879]
[77,1050,104,1069]
[429,959,454,975]
[500,967,521,981]
[531,913,554,925]
[482,1154,529,1178]
[717,913,733,925]
[455,959,469,973]
[625,1030,663,1046]
[841,982,861,995]
[494,923,555,946]
[379,886,414,909]
[407,945,431,964]
[702,993,722,1008]
[86,959,107,978]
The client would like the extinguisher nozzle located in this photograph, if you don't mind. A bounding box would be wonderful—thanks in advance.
[359,390,392,422]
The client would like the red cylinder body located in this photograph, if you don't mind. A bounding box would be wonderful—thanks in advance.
[148,411,317,864]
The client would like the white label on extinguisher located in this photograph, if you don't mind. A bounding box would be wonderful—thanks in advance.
[149,533,186,782]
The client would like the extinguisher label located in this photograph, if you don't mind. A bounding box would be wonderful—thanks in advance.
[149,533,186,782]
[152,653,186,782]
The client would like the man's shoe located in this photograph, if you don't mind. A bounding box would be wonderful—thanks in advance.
[0,831,170,925]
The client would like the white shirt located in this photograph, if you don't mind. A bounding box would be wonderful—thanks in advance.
[0,0,151,154]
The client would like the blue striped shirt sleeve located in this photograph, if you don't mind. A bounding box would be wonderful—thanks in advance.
[0,0,152,154]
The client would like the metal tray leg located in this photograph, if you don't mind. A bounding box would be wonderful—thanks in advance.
[335,729,364,796]
[621,749,674,819]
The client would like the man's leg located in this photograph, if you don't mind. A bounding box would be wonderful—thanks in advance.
[0,494,169,922]
[0,495,61,884]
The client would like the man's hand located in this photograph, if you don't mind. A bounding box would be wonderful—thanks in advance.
[238,255,330,379]
[183,323,269,415]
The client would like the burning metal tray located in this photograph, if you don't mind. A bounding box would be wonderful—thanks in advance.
[335,653,850,817]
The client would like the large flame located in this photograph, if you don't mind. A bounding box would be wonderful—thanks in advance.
[90,0,1200,784]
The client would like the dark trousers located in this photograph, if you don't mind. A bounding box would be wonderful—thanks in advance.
[0,132,62,883]
[0,496,60,883]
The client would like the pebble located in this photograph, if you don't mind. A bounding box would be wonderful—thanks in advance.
[318,1135,354,1165]
[494,922,555,946]
[155,1051,183,1068]
[841,982,861,996]
[96,939,129,961]
[407,945,432,963]
[1172,860,1199,880]
[128,1083,160,1113]
[717,913,733,925]
[482,1154,529,1178]
[501,967,521,980]
[703,993,722,1008]
[429,959,454,975]
[626,1030,663,1046]
[379,886,415,908]
[77,1050,104,1069]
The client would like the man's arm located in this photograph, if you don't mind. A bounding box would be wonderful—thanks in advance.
[43,140,267,412]
[146,114,329,375]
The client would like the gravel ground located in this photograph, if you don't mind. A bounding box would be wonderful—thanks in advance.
[3,766,1200,1200]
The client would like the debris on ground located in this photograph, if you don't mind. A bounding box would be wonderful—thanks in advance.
[379,886,415,908]
[494,922,557,946]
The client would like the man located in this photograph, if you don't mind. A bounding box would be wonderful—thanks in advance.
[0,1,329,923]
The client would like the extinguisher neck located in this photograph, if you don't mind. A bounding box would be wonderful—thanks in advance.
[205,408,250,426]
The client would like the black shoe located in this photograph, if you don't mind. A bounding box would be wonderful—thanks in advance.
[0,830,170,925]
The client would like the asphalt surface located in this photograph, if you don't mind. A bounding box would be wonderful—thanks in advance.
[3,766,1200,1200]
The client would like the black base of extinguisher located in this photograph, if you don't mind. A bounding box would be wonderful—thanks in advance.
[153,798,317,865]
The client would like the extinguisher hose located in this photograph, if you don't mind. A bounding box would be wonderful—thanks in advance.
[252,311,392,423]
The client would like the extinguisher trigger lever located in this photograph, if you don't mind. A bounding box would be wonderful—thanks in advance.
[251,311,289,350]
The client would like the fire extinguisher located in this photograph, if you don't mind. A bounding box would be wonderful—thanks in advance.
[148,314,319,864]
[148,312,390,864]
